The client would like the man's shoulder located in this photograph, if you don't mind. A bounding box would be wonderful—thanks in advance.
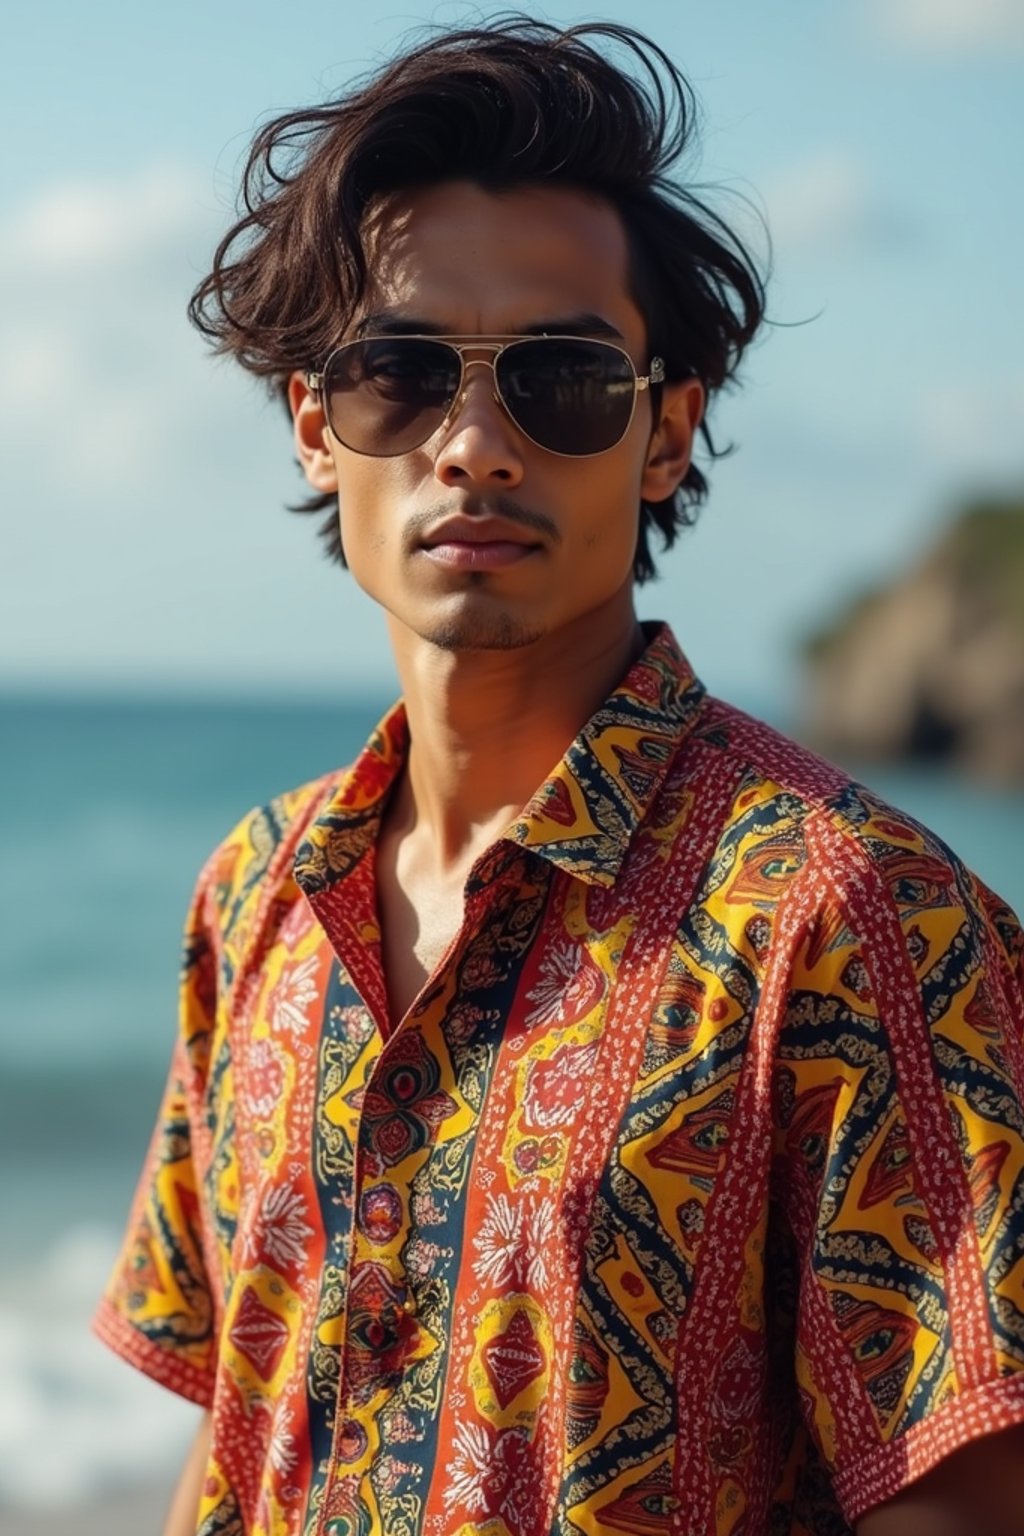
[190,767,342,955]
[687,695,1020,944]
[687,692,893,844]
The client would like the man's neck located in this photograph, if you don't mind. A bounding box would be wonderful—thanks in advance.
[385,597,646,876]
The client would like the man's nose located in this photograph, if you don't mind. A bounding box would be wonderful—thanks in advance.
[432,362,526,488]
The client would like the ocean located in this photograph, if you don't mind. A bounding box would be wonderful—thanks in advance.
[1,693,384,1517]
[3,692,1024,1515]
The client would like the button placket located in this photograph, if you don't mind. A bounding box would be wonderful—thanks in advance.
[318,866,518,1527]
[317,1034,447,1517]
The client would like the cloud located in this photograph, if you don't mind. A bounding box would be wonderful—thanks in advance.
[0,161,394,692]
[866,0,1024,52]
[0,162,207,273]
[909,378,1024,484]
[0,164,229,496]
[761,150,916,257]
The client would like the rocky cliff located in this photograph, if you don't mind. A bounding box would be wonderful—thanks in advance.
[802,496,1024,784]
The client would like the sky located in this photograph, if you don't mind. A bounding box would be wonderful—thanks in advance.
[2,0,1022,714]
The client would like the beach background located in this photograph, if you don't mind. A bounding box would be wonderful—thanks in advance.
[2,0,1023,1530]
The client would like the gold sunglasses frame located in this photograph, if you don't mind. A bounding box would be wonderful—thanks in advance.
[305,334,666,458]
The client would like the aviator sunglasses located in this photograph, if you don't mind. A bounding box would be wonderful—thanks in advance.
[305,335,666,458]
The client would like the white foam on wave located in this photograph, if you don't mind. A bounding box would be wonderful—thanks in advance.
[0,1225,198,1509]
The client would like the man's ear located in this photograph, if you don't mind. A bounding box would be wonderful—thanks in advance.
[288,371,339,493]
[640,376,705,504]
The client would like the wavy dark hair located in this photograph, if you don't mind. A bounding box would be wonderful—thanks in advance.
[189,16,767,582]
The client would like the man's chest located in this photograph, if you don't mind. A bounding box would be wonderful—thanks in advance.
[209,849,758,1310]
[374,857,471,1028]
[200,855,786,1536]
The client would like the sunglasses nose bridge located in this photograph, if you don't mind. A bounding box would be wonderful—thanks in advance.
[441,351,506,431]
[460,355,498,389]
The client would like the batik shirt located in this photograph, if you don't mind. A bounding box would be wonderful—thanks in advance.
[95,624,1024,1536]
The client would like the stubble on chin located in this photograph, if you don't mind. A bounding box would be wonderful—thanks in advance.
[420,601,543,653]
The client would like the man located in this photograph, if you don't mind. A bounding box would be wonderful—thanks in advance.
[95,19,1024,1536]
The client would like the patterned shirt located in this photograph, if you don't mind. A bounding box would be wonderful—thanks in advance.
[95,623,1024,1536]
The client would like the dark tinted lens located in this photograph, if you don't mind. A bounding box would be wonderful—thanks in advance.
[323,339,460,455]
[495,339,637,455]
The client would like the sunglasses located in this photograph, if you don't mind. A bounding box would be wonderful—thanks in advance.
[305,335,666,458]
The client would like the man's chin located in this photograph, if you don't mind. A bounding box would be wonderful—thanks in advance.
[419,611,544,653]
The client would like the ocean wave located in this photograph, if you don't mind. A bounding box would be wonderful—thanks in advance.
[0,1225,197,1509]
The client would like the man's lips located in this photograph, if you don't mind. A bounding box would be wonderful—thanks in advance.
[417,515,543,571]
[421,539,538,570]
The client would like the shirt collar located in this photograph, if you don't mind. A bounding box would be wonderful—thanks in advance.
[501,622,705,885]
[294,622,705,895]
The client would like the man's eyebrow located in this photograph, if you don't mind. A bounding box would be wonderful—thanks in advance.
[353,314,449,337]
[518,313,624,340]
[352,311,625,340]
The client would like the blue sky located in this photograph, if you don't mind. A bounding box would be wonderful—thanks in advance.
[2,0,1022,713]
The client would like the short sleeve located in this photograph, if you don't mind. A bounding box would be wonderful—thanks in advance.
[92,861,224,1408]
[774,809,1024,1525]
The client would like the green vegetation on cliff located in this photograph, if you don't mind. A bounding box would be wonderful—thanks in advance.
[804,494,1024,661]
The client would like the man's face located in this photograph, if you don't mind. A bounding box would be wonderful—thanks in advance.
[293,180,701,653]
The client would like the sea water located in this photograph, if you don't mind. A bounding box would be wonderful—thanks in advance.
[2,693,1023,1511]
[1,693,383,1513]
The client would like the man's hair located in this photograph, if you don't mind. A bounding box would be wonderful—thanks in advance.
[189,16,767,583]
